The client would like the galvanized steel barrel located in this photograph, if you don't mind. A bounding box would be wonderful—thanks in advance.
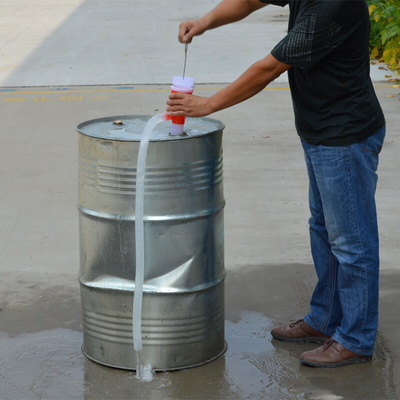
[77,115,226,371]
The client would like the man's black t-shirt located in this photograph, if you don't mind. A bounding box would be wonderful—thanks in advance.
[261,0,385,146]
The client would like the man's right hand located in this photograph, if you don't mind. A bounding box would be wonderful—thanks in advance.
[177,0,267,44]
[178,19,207,43]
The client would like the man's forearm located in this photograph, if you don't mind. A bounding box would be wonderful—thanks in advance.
[207,53,290,113]
[200,0,267,31]
[166,54,291,118]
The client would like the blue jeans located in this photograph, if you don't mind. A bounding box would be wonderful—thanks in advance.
[301,126,386,356]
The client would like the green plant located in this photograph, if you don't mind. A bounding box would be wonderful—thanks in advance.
[368,0,400,75]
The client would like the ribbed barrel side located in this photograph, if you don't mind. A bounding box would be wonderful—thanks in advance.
[77,116,226,370]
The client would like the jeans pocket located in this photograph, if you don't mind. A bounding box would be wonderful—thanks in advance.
[361,146,379,172]
[361,126,386,172]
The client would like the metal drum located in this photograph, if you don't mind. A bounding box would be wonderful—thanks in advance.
[77,115,226,371]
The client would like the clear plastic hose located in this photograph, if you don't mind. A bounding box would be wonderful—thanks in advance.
[133,113,167,352]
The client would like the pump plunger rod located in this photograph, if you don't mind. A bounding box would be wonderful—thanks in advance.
[182,43,188,80]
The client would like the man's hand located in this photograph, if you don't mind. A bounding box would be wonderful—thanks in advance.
[178,20,207,43]
[178,0,268,43]
[166,93,214,118]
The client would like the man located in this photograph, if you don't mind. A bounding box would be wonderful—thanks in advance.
[166,0,385,368]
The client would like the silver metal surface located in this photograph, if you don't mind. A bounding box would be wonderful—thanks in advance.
[182,43,188,79]
[77,115,226,370]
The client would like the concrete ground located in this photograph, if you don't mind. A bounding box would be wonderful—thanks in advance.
[1,1,399,399]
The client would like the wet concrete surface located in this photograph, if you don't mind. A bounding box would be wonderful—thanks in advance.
[1,83,400,399]
[0,265,399,399]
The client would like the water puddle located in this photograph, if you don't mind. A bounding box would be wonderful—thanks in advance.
[0,311,396,399]
[0,329,84,400]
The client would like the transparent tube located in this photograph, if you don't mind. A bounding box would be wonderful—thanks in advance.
[133,113,167,380]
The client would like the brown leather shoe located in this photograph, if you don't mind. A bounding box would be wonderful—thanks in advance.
[300,339,372,368]
[271,319,330,343]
